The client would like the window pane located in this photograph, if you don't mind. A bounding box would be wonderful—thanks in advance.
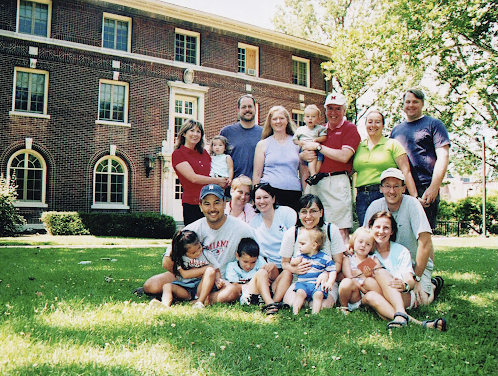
[238,47,246,73]
[33,3,48,36]
[95,173,108,202]
[15,71,29,111]
[19,1,48,36]
[175,34,185,62]
[10,152,43,202]
[103,18,115,49]
[95,158,125,204]
[19,1,33,34]
[115,21,128,51]
[112,85,125,121]
[30,73,45,113]
[185,35,196,64]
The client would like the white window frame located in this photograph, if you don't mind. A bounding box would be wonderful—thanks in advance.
[102,12,132,52]
[174,28,200,66]
[10,67,50,119]
[292,56,310,88]
[91,155,129,210]
[16,0,52,38]
[96,79,130,127]
[8,149,48,208]
[292,110,305,128]
[237,43,259,77]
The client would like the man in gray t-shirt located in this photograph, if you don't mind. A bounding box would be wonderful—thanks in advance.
[364,168,438,307]
[143,184,255,303]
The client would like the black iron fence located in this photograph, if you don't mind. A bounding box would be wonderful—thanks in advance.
[434,221,473,236]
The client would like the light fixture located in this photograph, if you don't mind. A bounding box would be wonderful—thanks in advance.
[145,155,156,178]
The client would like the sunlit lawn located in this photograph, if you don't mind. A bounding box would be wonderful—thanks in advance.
[0,236,496,375]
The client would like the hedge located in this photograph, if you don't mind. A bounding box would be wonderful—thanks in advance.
[41,211,176,238]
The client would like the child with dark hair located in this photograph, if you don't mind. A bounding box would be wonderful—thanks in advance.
[225,238,289,315]
[149,229,224,310]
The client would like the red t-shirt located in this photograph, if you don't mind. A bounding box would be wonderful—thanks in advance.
[319,120,361,173]
[172,145,211,205]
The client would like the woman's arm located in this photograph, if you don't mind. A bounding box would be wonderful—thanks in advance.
[175,161,228,188]
[395,154,418,197]
[226,155,234,183]
[252,140,266,184]
[342,256,353,278]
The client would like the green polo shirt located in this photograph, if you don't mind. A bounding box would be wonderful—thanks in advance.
[353,136,406,188]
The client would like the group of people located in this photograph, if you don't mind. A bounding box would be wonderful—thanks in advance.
[140,89,450,331]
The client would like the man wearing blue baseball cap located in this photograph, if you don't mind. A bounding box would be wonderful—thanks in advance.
[143,184,256,303]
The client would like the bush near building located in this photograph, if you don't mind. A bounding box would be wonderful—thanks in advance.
[0,175,26,236]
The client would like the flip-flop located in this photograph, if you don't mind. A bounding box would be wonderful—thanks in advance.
[431,276,444,300]
[387,312,409,329]
[423,317,447,332]
[262,303,280,315]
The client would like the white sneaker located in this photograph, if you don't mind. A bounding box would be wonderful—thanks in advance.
[192,301,205,309]
[149,299,167,310]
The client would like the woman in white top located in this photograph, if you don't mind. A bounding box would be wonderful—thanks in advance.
[363,211,447,331]
[249,183,296,303]
[279,194,345,308]
[252,106,302,211]
[225,175,256,224]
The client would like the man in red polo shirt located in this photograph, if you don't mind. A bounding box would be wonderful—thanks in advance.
[302,93,361,245]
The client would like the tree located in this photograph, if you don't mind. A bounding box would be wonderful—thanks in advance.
[274,0,498,174]
[0,175,26,236]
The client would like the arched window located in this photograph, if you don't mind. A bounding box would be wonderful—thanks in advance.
[8,150,47,207]
[92,156,129,209]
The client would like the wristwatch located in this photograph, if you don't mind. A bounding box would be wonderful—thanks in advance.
[317,145,322,152]
[412,273,421,282]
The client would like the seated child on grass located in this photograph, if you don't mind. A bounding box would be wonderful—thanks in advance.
[149,229,224,310]
[225,238,289,315]
[292,228,336,315]
[338,227,383,314]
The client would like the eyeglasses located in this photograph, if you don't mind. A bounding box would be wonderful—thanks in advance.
[299,208,321,215]
[253,183,271,191]
[381,184,404,191]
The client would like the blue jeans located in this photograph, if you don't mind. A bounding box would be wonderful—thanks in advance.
[356,190,383,226]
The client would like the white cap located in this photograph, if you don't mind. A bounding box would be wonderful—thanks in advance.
[380,168,405,182]
[324,93,347,107]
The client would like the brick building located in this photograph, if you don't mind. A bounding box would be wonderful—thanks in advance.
[0,0,330,227]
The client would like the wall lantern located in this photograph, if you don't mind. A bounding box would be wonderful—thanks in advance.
[145,155,156,178]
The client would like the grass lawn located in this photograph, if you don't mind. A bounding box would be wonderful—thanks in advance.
[0,236,496,375]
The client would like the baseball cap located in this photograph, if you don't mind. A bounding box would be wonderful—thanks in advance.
[324,93,347,107]
[200,184,225,200]
[380,168,405,182]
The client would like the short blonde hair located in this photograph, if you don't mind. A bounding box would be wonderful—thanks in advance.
[301,227,326,250]
[304,104,321,117]
[231,175,252,192]
[348,227,375,255]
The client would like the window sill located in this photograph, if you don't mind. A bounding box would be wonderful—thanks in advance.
[9,111,50,119]
[14,201,48,208]
[91,204,130,210]
[237,72,259,78]
[95,120,131,127]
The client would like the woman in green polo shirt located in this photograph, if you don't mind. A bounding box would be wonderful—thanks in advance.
[353,111,417,224]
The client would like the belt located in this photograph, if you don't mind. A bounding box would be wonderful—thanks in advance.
[356,184,381,193]
[321,171,348,178]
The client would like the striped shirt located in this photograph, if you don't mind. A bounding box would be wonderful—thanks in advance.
[296,251,336,283]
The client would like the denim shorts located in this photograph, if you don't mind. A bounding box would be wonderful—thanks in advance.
[294,281,328,301]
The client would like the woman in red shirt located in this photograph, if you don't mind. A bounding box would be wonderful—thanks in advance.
[172,120,229,225]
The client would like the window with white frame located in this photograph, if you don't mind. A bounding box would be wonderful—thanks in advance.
[9,149,47,207]
[102,13,131,52]
[292,110,305,128]
[93,156,128,209]
[238,43,259,77]
[97,80,129,125]
[175,178,183,200]
[175,28,199,65]
[12,67,49,116]
[174,95,197,140]
[17,0,51,37]
[292,56,310,87]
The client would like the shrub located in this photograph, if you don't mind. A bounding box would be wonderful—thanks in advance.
[42,211,176,238]
[41,212,90,235]
[0,175,26,236]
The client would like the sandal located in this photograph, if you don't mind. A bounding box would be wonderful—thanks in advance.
[262,302,280,315]
[431,276,444,300]
[422,317,447,332]
[387,312,409,329]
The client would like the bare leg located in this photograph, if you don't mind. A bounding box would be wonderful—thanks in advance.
[271,270,293,302]
[293,290,307,315]
[208,281,241,303]
[195,266,216,305]
[144,271,176,295]
[161,283,190,307]
[374,269,407,324]
[363,277,382,294]
[312,291,324,314]
[339,278,361,308]
[246,269,274,305]
[285,282,337,308]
